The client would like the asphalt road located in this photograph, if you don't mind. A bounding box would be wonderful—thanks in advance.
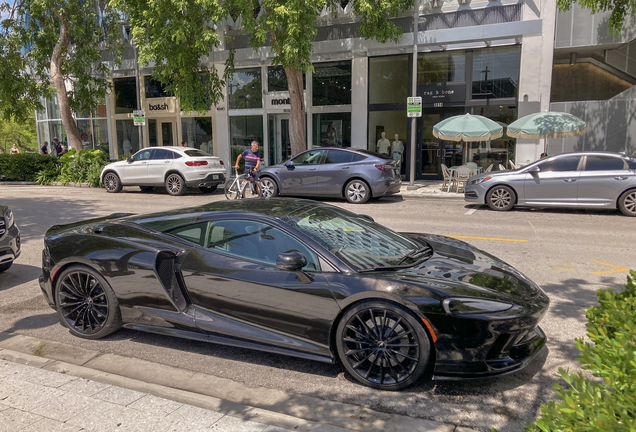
[1,185,634,432]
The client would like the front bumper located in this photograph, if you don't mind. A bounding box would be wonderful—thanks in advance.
[185,172,226,188]
[0,224,21,266]
[464,184,487,204]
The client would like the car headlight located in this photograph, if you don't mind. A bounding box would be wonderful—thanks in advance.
[468,176,492,186]
[4,209,14,228]
[442,297,513,315]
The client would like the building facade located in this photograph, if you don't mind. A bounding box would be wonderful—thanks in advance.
[35,0,636,179]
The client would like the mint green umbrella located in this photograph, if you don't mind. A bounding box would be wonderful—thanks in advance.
[433,113,504,142]
[507,112,586,139]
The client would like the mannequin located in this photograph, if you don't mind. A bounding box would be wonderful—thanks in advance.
[391,134,404,165]
[122,139,132,156]
[200,141,208,153]
[376,132,391,156]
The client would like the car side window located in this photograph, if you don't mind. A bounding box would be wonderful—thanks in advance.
[351,153,367,162]
[584,155,628,171]
[324,150,353,164]
[152,149,172,160]
[204,220,319,270]
[133,149,153,161]
[292,150,325,165]
[537,156,581,172]
[169,222,208,246]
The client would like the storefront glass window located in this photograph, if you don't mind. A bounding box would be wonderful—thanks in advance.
[116,119,140,157]
[48,121,67,149]
[113,77,137,114]
[267,66,305,92]
[148,119,157,147]
[229,68,262,109]
[418,52,465,84]
[93,119,109,154]
[312,61,352,106]
[367,111,407,153]
[369,56,409,104]
[145,76,172,98]
[182,117,213,153]
[46,96,61,119]
[36,97,47,120]
[230,115,263,168]
[469,105,517,170]
[472,46,521,99]
[76,119,93,148]
[312,113,351,148]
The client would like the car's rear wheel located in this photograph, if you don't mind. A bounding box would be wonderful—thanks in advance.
[486,185,515,211]
[55,266,121,340]
[618,190,636,217]
[0,262,12,273]
[199,185,218,194]
[345,179,370,204]
[165,173,186,196]
[103,172,122,193]
[336,301,431,390]
[260,177,278,198]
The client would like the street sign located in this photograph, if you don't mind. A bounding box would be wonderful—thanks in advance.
[407,97,422,118]
[133,110,145,126]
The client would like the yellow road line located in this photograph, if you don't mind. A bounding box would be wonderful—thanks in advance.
[447,235,528,243]
[591,260,629,275]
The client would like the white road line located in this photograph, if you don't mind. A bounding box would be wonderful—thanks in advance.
[465,205,481,215]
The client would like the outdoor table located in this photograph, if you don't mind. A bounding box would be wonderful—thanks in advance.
[446,166,482,192]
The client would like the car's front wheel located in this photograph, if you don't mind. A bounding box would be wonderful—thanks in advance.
[345,179,370,204]
[618,189,636,217]
[199,185,218,194]
[260,177,278,198]
[486,185,515,211]
[0,262,12,273]
[165,173,186,196]
[55,265,122,339]
[103,172,122,193]
[336,301,431,390]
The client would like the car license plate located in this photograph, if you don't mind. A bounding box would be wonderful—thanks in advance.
[212,175,219,180]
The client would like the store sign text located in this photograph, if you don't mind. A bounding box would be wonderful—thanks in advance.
[271,98,291,106]
[149,103,169,111]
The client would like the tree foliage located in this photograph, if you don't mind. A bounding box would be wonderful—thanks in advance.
[557,0,634,33]
[0,116,38,153]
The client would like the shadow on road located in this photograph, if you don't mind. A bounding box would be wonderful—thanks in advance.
[0,263,41,292]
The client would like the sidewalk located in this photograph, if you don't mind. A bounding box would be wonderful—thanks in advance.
[399,180,465,199]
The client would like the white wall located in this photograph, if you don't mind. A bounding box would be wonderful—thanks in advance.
[351,57,368,149]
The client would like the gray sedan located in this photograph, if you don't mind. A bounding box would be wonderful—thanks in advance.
[259,148,402,203]
[464,152,636,216]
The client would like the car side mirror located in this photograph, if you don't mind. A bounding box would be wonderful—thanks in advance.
[284,160,294,169]
[528,166,540,174]
[276,252,314,283]
[127,157,134,163]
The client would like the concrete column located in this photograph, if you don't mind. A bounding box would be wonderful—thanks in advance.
[351,56,368,149]
[215,63,231,176]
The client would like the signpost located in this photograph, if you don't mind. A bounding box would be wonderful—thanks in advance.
[407,97,422,118]
[133,110,145,126]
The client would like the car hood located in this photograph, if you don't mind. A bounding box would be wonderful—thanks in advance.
[390,234,548,307]
[469,170,517,182]
[103,160,128,171]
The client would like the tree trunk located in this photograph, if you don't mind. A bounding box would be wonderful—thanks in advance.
[50,18,82,152]
[284,67,306,157]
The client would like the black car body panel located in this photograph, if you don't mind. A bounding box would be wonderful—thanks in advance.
[40,199,549,381]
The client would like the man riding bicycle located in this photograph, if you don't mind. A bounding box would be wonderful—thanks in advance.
[234,141,261,195]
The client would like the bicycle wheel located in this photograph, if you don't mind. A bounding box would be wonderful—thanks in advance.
[224,178,240,199]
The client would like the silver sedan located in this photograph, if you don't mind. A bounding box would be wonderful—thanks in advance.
[464,152,636,216]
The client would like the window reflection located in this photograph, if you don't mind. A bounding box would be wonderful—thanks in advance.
[229,68,262,109]
[312,113,351,148]
[472,47,520,99]
[418,51,465,84]
[312,61,351,106]
[113,77,137,114]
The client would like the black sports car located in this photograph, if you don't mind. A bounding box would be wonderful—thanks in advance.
[39,199,549,390]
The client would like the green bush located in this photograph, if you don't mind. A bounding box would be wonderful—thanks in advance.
[56,149,110,187]
[0,153,58,181]
[518,271,636,432]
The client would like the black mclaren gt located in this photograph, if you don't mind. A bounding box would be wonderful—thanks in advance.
[39,199,549,390]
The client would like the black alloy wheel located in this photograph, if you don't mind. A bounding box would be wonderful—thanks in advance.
[345,179,370,204]
[260,177,278,198]
[618,190,636,217]
[166,173,186,196]
[486,185,515,211]
[0,262,12,273]
[55,266,121,339]
[103,172,122,193]
[336,301,431,390]
[199,185,218,194]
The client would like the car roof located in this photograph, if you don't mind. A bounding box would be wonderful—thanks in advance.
[136,146,216,157]
[550,151,633,159]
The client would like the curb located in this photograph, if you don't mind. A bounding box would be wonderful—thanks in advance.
[0,181,38,185]
[0,331,478,432]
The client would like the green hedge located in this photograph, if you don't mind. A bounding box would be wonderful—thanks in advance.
[36,149,110,187]
[0,153,58,182]
[516,271,636,432]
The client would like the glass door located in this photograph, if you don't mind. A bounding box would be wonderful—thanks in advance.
[158,118,177,146]
[268,114,291,165]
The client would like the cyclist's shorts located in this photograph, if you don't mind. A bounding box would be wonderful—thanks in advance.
[248,171,260,181]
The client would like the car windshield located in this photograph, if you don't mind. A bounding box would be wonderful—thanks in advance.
[280,206,420,271]
[184,149,211,157]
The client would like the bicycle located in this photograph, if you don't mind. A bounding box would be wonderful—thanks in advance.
[224,168,262,200]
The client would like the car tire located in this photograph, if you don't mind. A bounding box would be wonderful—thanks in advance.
[260,177,278,198]
[0,262,12,273]
[103,172,122,193]
[165,173,186,196]
[199,185,218,194]
[345,179,371,204]
[54,265,122,340]
[618,189,636,217]
[486,185,515,211]
[140,186,154,193]
[336,300,431,390]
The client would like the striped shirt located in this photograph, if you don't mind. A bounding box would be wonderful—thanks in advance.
[242,149,260,171]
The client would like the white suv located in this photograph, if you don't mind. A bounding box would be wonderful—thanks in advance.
[101,147,226,196]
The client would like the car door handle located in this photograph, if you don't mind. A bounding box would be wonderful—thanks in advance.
[614,176,629,180]
[341,167,350,169]
[563,178,576,183]
[164,160,170,163]
[309,168,317,171]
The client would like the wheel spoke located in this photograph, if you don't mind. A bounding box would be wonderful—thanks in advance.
[344,347,371,357]
[386,343,418,348]
[342,337,373,345]
[385,349,409,373]
[389,349,418,362]
[64,304,85,318]
[386,355,400,382]
[386,317,402,339]
[369,310,379,338]
[355,315,375,340]
[345,324,373,342]
[364,352,379,379]
[387,329,413,344]
[352,351,374,369]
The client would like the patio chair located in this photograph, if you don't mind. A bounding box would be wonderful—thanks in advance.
[508,160,517,170]
[455,165,472,193]
[484,164,493,173]
[498,164,507,171]
[441,164,453,191]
